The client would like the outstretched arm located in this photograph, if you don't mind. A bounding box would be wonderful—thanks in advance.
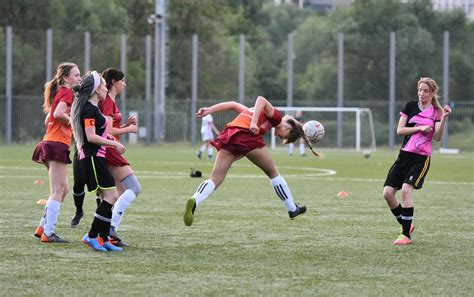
[196,101,246,118]
[249,96,275,135]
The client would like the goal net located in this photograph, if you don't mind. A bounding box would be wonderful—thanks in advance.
[270,107,376,152]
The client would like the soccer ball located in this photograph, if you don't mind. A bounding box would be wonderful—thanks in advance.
[303,120,325,142]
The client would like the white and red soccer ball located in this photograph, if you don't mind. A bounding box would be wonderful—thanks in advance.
[303,120,325,143]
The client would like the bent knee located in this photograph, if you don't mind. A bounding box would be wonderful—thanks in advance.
[383,188,395,201]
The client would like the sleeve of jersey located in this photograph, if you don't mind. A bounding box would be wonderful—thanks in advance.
[59,88,74,105]
[82,107,96,128]
[268,109,283,127]
[399,101,411,118]
[100,98,114,116]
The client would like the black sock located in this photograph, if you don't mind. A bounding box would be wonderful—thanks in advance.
[390,204,403,225]
[73,186,85,214]
[88,200,113,241]
[96,193,101,208]
[401,207,414,238]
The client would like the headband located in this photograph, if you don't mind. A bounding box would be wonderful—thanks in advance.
[90,71,101,96]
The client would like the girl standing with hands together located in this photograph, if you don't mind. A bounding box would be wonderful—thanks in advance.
[383,77,452,245]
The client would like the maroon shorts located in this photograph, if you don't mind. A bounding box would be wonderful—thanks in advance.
[105,146,129,167]
[32,141,71,165]
[211,127,266,156]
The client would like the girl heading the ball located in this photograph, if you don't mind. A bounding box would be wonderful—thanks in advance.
[183,96,321,227]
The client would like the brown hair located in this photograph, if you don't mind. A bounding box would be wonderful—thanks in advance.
[417,77,442,114]
[43,62,78,113]
[282,115,322,157]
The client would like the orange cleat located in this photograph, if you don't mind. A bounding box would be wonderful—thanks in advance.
[34,226,44,238]
[393,234,413,245]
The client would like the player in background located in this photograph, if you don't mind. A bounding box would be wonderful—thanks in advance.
[383,77,452,245]
[196,114,220,160]
[32,62,81,243]
[287,110,306,157]
[184,96,321,226]
[71,71,125,252]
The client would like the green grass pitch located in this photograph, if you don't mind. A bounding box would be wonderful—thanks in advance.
[0,144,473,295]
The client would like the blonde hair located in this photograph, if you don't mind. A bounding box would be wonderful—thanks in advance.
[417,77,442,114]
[43,62,78,113]
[282,115,321,158]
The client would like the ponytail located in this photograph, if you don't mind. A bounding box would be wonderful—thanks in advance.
[43,62,78,113]
[282,115,322,158]
[71,71,100,149]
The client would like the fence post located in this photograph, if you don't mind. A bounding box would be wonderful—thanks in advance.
[287,32,295,108]
[337,32,344,148]
[388,32,396,150]
[191,34,199,147]
[120,34,127,143]
[84,31,90,72]
[442,30,450,149]
[46,28,53,82]
[239,34,245,104]
[5,26,12,144]
[145,35,152,145]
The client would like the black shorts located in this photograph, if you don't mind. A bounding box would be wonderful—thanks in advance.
[80,156,115,193]
[384,150,431,190]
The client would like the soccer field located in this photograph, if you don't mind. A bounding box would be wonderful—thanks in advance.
[0,144,473,296]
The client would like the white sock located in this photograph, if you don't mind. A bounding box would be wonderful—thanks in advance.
[199,144,206,153]
[44,199,61,236]
[288,143,294,155]
[193,179,216,207]
[299,143,305,155]
[111,189,136,230]
[271,175,296,212]
[38,206,47,227]
[207,147,213,157]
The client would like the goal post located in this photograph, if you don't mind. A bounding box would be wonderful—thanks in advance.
[271,107,376,152]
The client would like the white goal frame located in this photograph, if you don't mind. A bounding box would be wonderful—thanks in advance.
[271,107,376,152]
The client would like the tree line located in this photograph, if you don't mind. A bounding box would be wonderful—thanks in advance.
[1,0,473,104]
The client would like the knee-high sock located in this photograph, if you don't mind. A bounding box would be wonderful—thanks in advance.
[271,175,297,212]
[390,204,403,225]
[193,179,216,207]
[199,144,206,153]
[43,199,61,236]
[401,207,414,238]
[89,200,113,241]
[73,190,85,214]
[288,143,294,155]
[299,143,305,155]
[111,189,136,230]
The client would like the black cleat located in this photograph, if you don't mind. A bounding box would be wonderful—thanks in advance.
[109,226,129,247]
[289,204,307,220]
[41,233,69,243]
[70,211,84,227]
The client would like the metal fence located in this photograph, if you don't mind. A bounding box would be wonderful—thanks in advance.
[1,27,473,151]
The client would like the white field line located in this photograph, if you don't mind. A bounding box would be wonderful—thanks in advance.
[1,165,472,186]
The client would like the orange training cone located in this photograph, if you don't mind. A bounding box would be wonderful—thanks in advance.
[337,191,349,198]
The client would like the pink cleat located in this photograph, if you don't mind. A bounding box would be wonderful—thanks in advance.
[393,234,413,245]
